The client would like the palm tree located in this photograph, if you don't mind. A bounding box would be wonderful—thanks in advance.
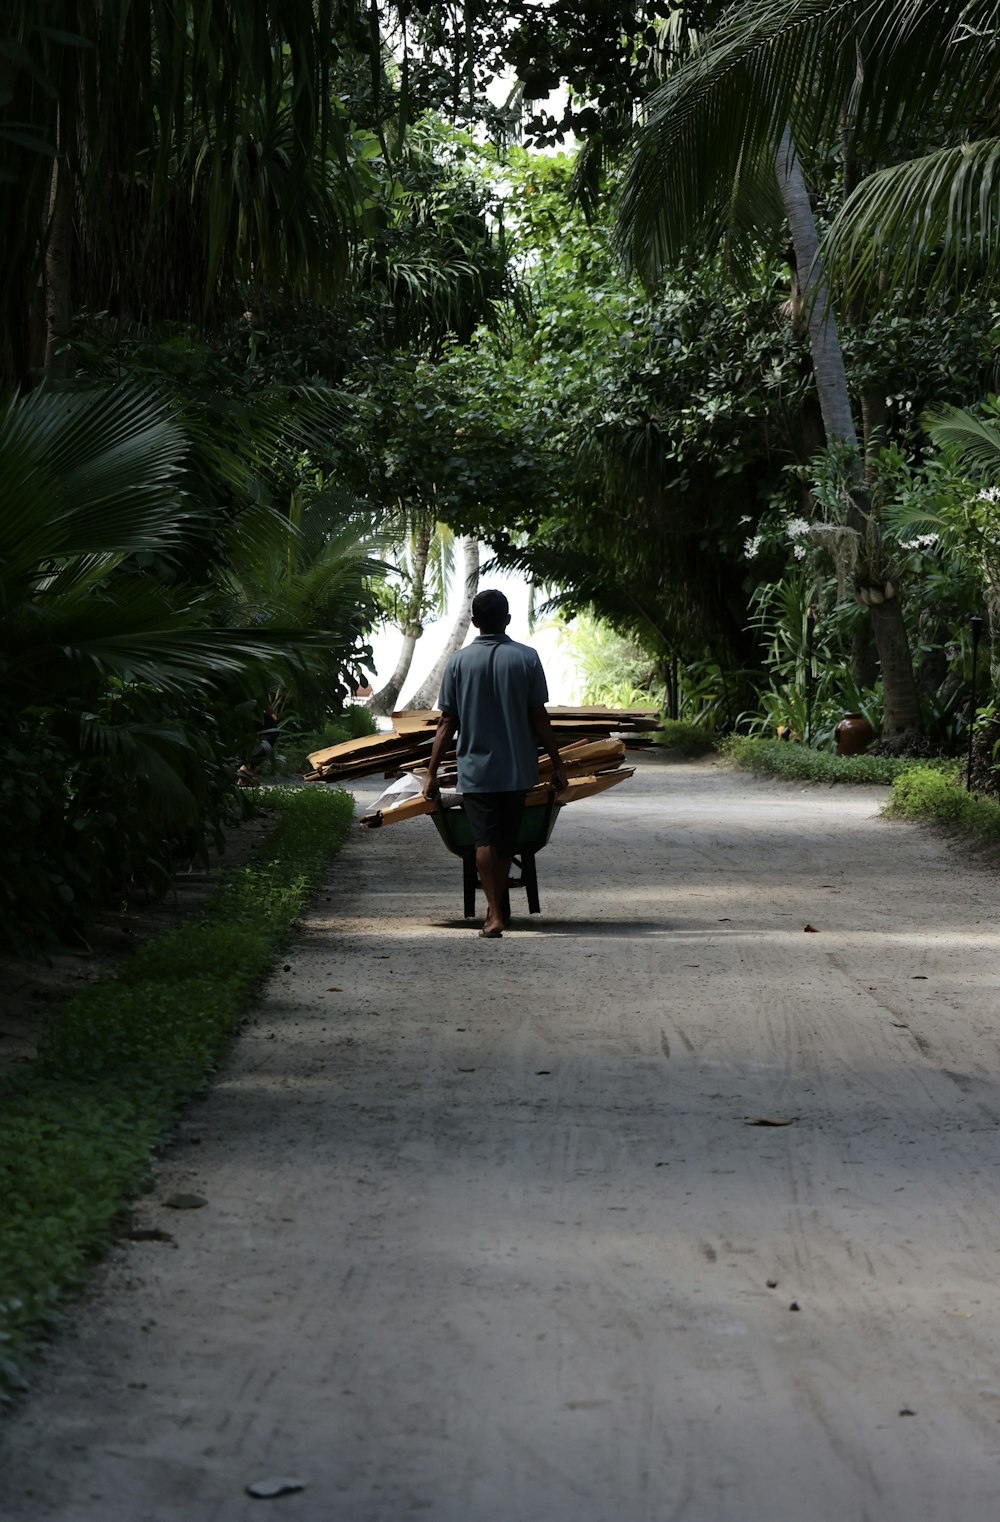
[405,535,480,708]
[370,515,455,715]
[0,2,363,386]
[0,380,380,949]
[216,485,388,725]
[614,0,996,736]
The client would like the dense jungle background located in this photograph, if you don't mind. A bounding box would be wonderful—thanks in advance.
[5,0,1000,954]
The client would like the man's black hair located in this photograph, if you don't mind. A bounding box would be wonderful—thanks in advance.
[472,588,509,631]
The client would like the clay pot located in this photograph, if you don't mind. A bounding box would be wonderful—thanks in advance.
[835,712,874,757]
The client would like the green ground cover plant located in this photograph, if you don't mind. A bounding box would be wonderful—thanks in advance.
[886,764,1000,839]
[0,784,354,1404]
[654,720,716,756]
[722,735,956,787]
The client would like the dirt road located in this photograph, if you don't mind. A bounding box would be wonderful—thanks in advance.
[5,754,1000,1521]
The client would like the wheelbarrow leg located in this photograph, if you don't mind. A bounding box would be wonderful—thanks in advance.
[522,849,541,914]
[462,851,477,918]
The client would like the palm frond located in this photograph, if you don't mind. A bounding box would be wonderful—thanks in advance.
[77,716,204,824]
[924,402,1000,476]
[616,0,1000,282]
[824,138,1000,304]
[0,386,191,575]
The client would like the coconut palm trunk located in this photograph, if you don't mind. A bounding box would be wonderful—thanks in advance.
[406,537,480,709]
[370,519,434,717]
[775,128,921,737]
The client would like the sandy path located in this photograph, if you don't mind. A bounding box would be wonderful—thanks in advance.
[5,755,1000,1521]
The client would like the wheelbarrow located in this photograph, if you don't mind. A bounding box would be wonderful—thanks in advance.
[430,788,561,919]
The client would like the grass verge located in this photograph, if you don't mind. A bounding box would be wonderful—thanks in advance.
[721,735,957,787]
[0,784,355,1404]
[886,764,1000,839]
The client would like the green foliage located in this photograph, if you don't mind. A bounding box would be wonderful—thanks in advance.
[721,735,953,787]
[0,382,378,953]
[886,764,1000,838]
[655,720,716,756]
[0,3,378,384]
[286,707,378,774]
[672,657,747,729]
[737,569,879,746]
[0,785,355,1401]
[348,334,553,542]
[557,614,659,707]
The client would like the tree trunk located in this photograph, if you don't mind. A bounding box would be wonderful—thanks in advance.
[861,391,889,465]
[775,128,859,455]
[868,597,923,735]
[659,652,679,721]
[984,585,1000,692]
[44,110,74,380]
[851,627,879,689]
[405,537,480,710]
[775,126,921,737]
[370,520,433,717]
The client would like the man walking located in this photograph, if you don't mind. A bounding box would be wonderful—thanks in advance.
[422,589,568,938]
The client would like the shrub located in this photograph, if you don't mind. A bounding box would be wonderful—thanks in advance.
[886,765,1000,839]
[654,720,716,756]
[722,735,956,787]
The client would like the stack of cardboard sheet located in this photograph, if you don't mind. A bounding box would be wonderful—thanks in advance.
[355,736,635,829]
[304,705,659,785]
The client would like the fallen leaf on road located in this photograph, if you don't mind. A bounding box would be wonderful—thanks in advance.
[898,1408,915,1417]
[912,975,928,980]
[536,1069,551,1076]
[803,923,819,932]
[766,1279,778,1289]
[163,1193,206,1210]
[327,986,342,992]
[457,1066,476,1073]
[789,1301,801,1312]
[246,1478,305,1499]
[745,1116,798,1127]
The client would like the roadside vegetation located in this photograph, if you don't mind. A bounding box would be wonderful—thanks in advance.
[886,766,1000,840]
[654,721,717,757]
[0,786,354,1405]
[722,736,955,788]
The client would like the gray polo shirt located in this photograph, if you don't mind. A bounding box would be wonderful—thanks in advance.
[438,633,549,793]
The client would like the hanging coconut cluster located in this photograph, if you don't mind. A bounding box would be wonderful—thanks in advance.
[855,579,898,605]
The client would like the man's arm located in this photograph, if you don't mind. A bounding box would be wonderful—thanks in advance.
[422,713,459,799]
[529,706,568,791]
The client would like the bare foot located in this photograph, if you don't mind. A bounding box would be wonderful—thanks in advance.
[479,918,504,939]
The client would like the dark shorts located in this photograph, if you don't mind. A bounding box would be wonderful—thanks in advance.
[461,791,526,857]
